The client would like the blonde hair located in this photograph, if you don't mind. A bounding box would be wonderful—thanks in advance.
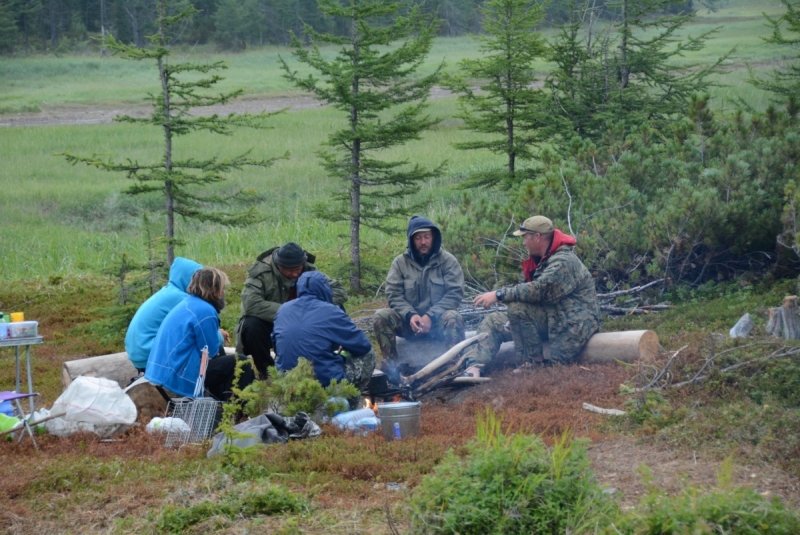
[188,267,229,303]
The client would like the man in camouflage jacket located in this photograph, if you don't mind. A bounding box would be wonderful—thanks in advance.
[373,216,466,361]
[469,216,600,376]
[236,242,347,378]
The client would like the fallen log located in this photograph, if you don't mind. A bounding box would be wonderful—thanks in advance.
[61,352,137,390]
[451,376,491,385]
[62,347,237,390]
[397,330,659,369]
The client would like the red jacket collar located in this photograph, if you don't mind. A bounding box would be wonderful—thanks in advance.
[522,230,576,282]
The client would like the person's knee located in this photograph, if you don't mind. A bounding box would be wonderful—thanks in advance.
[477,312,508,333]
[440,310,465,329]
[373,308,398,332]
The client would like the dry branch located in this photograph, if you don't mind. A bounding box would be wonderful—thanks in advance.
[582,403,625,416]
[600,304,670,315]
[638,345,687,391]
[598,279,665,299]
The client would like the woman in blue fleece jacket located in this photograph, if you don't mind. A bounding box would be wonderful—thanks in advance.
[146,267,254,400]
[273,271,375,390]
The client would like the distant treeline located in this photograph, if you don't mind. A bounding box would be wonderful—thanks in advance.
[0,0,697,53]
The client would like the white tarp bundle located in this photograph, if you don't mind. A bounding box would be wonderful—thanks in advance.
[45,376,137,437]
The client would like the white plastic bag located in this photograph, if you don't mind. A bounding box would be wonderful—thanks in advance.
[45,376,137,437]
[146,417,190,434]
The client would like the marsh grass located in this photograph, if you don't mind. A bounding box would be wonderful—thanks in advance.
[0,0,786,112]
[0,97,501,280]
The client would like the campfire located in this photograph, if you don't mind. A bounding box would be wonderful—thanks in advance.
[362,333,489,401]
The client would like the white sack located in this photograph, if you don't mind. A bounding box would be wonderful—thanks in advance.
[44,376,137,437]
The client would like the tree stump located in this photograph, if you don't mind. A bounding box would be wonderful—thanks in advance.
[766,296,800,340]
[124,377,169,422]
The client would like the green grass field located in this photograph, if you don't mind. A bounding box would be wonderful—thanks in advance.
[0,0,791,282]
[0,0,785,112]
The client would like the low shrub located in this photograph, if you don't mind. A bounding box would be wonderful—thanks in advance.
[606,460,800,534]
[242,358,359,417]
[408,409,618,534]
[155,483,308,533]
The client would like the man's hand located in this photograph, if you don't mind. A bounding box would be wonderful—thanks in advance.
[219,328,231,344]
[410,314,432,335]
[473,291,499,309]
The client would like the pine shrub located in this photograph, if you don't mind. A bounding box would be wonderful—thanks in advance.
[409,409,617,534]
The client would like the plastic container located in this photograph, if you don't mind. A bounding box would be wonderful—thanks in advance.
[355,416,381,434]
[378,401,421,441]
[0,322,8,341]
[0,398,14,417]
[9,312,24,323]
[331,408,377,430]
[8,321,38,338]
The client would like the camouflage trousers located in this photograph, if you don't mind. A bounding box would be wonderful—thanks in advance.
[373,308,466,360]
[470,302,597,366]
[344,349,376,393]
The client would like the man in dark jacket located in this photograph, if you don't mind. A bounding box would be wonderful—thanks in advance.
[470,216,601,376]
[373,216,466,361]
[236,242,348,378]
[273,271,375,392]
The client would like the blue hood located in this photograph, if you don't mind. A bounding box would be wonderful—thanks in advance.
[169,257,203,292]
[297,271,333,304]
[406,215,442,266]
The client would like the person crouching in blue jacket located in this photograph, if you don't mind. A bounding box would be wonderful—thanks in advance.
[146,267,255,401]
[273,271,375,395]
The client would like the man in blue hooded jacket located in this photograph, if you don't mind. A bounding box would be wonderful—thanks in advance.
[126,257,228,372]
[273,271,375,392]
[373,216,466,361]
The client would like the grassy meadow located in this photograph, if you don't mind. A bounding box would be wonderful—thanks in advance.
[0,0,789,282]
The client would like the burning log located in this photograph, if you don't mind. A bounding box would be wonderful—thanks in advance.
[399,333,488,397]
[402,333,487,385]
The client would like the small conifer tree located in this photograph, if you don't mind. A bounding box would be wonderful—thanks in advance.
[280,0,444,290]
[446,0,552,189]
[63,0,284,265]
[547,0,729,143]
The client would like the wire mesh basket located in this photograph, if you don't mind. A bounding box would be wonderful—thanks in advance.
[164,397,222,447]
[163,345,222,448]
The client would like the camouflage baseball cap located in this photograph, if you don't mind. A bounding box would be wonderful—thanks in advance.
[512,216,554,236]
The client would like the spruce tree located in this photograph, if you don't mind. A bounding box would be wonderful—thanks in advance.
[63,0,283,265]
[0,0,18,52]
[547,0,729,143]
[446,0,551,189]
[749,0,800,112]
[281,0,442,290]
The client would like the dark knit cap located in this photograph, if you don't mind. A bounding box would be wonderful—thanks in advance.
[275,242,307,268]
